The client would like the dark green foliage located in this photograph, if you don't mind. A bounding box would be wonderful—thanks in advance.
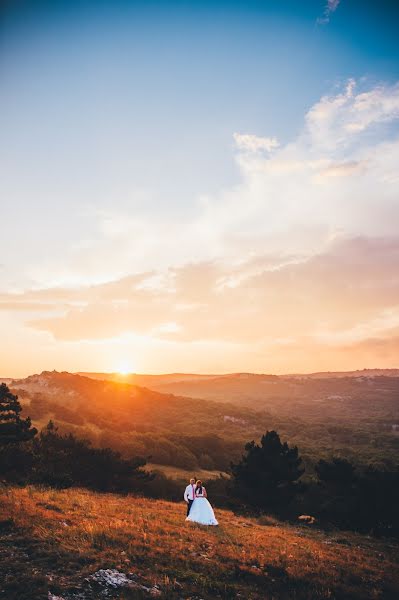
[316,457,356,485]
[0,383,37,481]
[356,466,399,536]
[309,457,399,536]
[230,430,304,515]
[0,383,37,445]
[206,474,233,508]
[141,469,183,500]
[31,421,152,492]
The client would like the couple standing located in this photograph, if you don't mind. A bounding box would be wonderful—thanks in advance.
[184,478,218,526]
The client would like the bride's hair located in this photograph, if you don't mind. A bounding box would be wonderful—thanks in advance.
[196,480,203,494]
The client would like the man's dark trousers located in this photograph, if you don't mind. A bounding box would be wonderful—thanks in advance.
[187,499,193,516]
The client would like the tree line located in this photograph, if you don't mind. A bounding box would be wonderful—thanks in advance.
[226,430,399,537]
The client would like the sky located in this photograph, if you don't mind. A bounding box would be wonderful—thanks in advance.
[1,0,399,376]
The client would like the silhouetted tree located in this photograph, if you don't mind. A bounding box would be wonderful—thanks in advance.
[32,421,152,492]
[356,466,399,536]
[313,458,399,535]
[0,383,37,446]
[313,457,358,529]
[315,457,356,486]
[231,430,304,515]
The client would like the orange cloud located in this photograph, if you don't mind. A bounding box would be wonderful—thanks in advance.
[0,237,397,368]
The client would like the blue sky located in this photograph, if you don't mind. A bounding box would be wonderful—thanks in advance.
[2,0,398,223]
[1,1,399,375]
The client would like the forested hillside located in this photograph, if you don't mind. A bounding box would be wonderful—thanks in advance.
[11,371,399,472]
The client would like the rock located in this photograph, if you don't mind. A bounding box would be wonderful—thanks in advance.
[84,569,162,597]
[298,515,316,525]
[86,569,131,588]
[149,586,162,597]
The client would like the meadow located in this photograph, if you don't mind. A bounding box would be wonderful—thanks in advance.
[145,463,228,482]
[0,485,398,600]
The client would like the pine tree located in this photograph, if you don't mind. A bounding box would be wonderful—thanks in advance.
[231,430,304,514]
[0,383,37,446]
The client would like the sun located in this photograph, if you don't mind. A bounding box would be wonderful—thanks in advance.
[117,368,130,376]
[114,362,134,376]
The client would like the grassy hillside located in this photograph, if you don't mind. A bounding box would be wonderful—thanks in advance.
[145,463,229,481]
[0,486,398,599]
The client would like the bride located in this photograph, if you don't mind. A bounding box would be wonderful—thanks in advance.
[186,480,218,526]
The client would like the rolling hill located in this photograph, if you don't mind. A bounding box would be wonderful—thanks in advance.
[77,369,399,421]
[9,370,265,437]
[7,371,268,473]
[5,369,399,472]
[76,371,219,387]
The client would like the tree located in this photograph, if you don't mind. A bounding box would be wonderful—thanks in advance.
[315,457,356,486]
[314,458,399,535]
[0,383,37,446]
[313,457,358,528]
[231,430,304,514]
[356,466,399,536]
[32,421,153,492]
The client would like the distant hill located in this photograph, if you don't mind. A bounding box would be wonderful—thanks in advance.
[4,369,399,472]
[6,370,266,472]
[146,371,399,413]
[13,369,399,426]
[285,368,399,379]
[76,371,219,387]
[9,370,258,436]
[77,368,399,387]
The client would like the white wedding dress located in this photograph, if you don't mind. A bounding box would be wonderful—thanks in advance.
[186,488,218,526]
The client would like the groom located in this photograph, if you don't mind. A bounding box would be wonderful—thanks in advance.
[183,477,196,516]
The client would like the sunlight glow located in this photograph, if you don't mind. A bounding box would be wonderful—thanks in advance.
[115,362,133,376]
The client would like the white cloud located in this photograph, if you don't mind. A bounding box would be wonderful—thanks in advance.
[316,0,341,25]
[3,76,399,373]
[21,79,399,300]
[305,80,399,149]
[233,133,279,153]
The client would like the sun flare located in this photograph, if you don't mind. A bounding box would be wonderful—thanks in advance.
[115,363,133,376]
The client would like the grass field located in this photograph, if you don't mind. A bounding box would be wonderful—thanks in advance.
[145,463,229,481]
[0,486,398,599]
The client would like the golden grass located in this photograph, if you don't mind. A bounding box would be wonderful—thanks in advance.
[0,485,398,599]
[145,462,229,481]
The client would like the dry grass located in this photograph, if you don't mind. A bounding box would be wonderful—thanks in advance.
[145,463,229,481]
[0,485,398,599]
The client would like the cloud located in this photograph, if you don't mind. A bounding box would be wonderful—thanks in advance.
[305,80,399,149]
[316,160,367,180]
[3,79,399,372]
[316,0,341,25]
[2,236,398,357]
[233,133,279,153]
[21,80,399,293]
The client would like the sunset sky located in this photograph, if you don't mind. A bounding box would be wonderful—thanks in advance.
[1,0,399,377]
